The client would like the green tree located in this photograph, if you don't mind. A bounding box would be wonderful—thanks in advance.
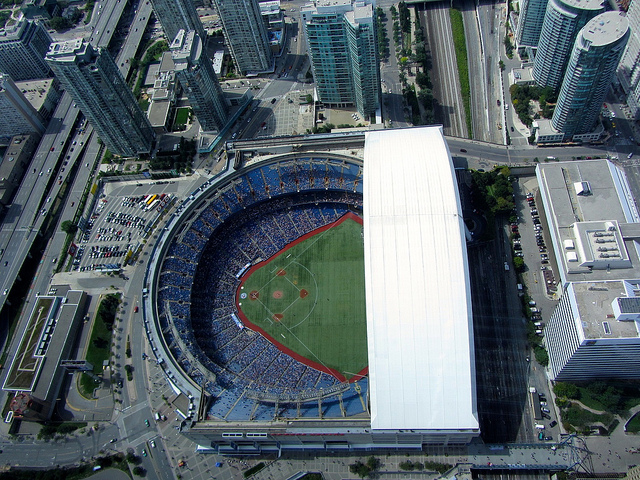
[554,382,580,399]
[512,256,524,272]
[61,220,78,234]
[49,16,71,31]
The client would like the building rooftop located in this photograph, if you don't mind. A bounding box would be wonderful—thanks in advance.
[46,38,86,60]
[363,127,478,432]
[15,78,55,112]
[537,159,640,284]
[581,11,628,47]
[571,281,640,340]
[557,0,605,12]
[148,99,171,128]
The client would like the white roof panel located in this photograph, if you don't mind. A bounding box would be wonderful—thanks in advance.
[363,127,478,432]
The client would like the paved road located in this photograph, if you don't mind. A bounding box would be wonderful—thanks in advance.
[421,2,467,137]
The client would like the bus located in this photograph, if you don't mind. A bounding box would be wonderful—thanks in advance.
[145,194,158,206]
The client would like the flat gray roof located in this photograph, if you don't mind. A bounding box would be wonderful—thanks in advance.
[571,281,640,340]
[537,159,640,284]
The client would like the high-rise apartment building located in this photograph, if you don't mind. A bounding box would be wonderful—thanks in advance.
[171,30,229,132]
[532,0,604,90]
[0,73,45,137]
[301,0,380,119]
[212,0,273,75]
[0,19,52,81]
[618,0,640,118]
[149,0,206,46]
[552,12,629,139]
[46,39,155,157]
[516,0,548,49]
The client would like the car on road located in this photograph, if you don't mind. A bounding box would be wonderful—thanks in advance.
[628,152,634,159]
[110,438,117,443]
[150,440,156,448]
[141,449,147,457]
[145,419,150,427]
[460,148,467,153]
[134,306,139,313]
[2,289,7,295]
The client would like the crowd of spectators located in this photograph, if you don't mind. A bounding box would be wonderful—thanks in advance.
[155,158,368,421]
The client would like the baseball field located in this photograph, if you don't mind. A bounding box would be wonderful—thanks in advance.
[237,213,367,381]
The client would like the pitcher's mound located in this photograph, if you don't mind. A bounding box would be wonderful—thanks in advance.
[273,290,283,299]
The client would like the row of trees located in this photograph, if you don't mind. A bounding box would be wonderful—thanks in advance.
[375,7,390,61]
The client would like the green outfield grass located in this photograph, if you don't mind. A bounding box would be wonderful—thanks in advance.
[238,215,367,380]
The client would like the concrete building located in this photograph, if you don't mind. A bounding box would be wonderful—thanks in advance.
[46,39,155,157]
[532,0,604,90]
[147,52,177,133]
[516,0,548,51]
[0,74,46,138]
[618,0,640,118]
[0,134,39,205]
[301,0,380,119]
[0,19,52,81]
[149,0,206,47]
[536,159,640,381]
[259,0,285,54]
[213,0,274,75]
[171,29,228,132]
[552,12,629,140]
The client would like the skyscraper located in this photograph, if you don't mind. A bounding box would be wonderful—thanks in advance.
[516,0,548,49]
[46,39,155,157]
[0,19,52,81]
[0,73,45,137]
[149,0,206,45]
[171,30,229,132]
[552,12,629,139]
[301,0,380,118]
[618,0,640,118]
[212,0,273,75]
[532,0,604,90]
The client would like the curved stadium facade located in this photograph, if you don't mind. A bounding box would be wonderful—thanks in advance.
[145,127,479,454]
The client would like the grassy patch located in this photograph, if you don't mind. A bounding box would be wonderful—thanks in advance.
[626,413,640,433]
[138,98,150,112]
[78,294,120,398]
[174,107,190,126]
[563,403,614,432]
[449,8,472,137]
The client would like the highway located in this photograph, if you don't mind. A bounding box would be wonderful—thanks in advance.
[420,2,468,138]
[115,0,153,77]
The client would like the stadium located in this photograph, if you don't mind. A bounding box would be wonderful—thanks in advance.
[144,127,479,454]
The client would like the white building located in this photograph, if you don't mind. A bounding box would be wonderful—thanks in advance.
[537,159,640,381]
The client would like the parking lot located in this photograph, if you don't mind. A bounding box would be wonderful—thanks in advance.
[72,177,207,272]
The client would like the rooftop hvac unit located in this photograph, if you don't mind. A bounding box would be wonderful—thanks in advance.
[564,239,575,250]
[567,251,578,262]
[574,181,591,195]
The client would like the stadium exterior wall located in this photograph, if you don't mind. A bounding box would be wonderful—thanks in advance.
[182,420,479,455]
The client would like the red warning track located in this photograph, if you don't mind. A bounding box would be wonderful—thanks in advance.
[235,212,364,383]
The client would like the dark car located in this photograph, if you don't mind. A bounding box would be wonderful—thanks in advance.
[460,148,467,153]
[542,413,551,419]
[549,420,557,427]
